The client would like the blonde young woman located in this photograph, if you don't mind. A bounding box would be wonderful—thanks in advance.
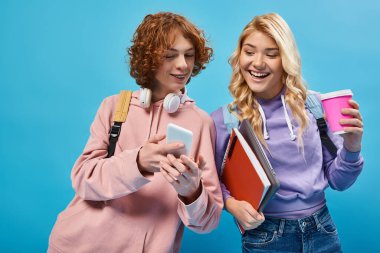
[211,13,364,252]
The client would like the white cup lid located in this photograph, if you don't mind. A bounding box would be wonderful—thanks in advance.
[320,89,353,100]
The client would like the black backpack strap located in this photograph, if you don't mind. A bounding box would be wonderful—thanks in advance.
[306,93,338,156]
[107,122,122,158]
[106,90,132,158]
[316,118,338,156]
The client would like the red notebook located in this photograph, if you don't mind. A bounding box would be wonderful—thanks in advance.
[221,120,280,233]
[238,119,280,212]
[221,128,271,211]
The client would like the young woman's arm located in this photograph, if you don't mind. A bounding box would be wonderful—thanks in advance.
[323,99,364,190]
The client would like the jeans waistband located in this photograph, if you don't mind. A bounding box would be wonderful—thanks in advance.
[258,205,330,235]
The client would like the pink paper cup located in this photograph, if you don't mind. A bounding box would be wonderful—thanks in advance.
[320,89,353,135]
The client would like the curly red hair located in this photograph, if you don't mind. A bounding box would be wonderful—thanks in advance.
[128,12,213,88]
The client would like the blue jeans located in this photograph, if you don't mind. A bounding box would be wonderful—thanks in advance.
[242,206,342,253]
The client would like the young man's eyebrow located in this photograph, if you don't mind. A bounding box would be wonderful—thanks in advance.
[167,47,195,52]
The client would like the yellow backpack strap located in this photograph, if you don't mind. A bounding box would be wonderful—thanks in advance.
[113,90,132,122]
[107,90,132,158]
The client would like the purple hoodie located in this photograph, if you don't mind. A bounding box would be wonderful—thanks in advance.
[211,90,363,219]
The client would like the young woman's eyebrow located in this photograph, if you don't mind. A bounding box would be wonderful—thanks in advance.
[266,48,279,52]
[242,43,279,51]
[242,43,256,48]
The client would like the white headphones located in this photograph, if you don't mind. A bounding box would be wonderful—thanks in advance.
[139,88,188,113]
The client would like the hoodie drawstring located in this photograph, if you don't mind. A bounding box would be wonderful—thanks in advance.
[258,104,269,140]
[257,95,296,141]
[281,95,297,141]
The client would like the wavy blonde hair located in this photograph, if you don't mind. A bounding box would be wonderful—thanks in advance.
[229,13,309,148]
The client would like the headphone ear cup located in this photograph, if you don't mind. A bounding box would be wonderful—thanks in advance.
[163,93,180,113]
[139,88,152,108]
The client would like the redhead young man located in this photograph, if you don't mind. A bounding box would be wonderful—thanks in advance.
[48,12,222,253]
[212,13,364,252]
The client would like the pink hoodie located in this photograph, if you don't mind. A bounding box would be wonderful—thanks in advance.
[48,90,223,253]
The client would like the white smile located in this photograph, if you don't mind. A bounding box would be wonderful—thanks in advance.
[171,74,187,79]
[249,71,270,78]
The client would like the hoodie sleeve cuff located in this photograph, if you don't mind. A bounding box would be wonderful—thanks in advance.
[115,147,151,190]
[178,184,207,220]
[221,182,232,202]
[340,147,361,163]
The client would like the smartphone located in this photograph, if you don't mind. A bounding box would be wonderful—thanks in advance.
[166,123,193,157]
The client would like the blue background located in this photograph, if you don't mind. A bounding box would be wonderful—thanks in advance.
[1,0,379,252]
